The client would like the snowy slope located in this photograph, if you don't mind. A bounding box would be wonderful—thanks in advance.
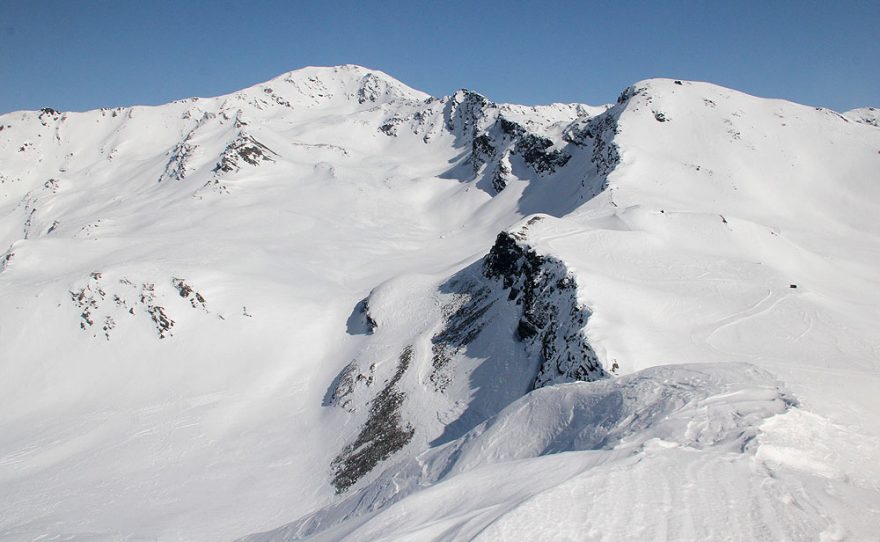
[845,106,880,127]
[1,67,878,541]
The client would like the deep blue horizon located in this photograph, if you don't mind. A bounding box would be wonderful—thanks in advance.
[2,0,878,114]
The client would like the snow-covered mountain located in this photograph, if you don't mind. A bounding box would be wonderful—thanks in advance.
[1,65,878,541]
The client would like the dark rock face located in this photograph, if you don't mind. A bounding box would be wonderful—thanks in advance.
[38,108,60,126]
[470,134,496,176]
[492,117,573,176]
[379,117,403,136]
[443,89,492,140]
[491,160,511,193]
[616,85,641,105]
[330,346,416,493]
[214,134,277,173]
[427,221,607,392]
[172,278,207,309]
[499,117,524,137]
[563,111,620,178]
[378,90,616,197]
[513,132,571,174]
[465,116,572,194]
[160,141,195,182]
[0,249,12,272]
[483,230,606,388]
[483,229,543,289]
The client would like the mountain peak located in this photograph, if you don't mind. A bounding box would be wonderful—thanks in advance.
[845,106,880,127]
[243,64,430,108]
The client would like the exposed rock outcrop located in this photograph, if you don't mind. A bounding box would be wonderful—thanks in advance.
[330,346,416,493]
[483,227,606,387]
[68,274,214,340]
[563,106,621,178]
[214,133,277,174]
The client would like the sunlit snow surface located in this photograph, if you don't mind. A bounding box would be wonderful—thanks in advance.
[1,66,878,540]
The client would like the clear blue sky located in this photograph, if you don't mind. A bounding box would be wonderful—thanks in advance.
[1,0,877,114]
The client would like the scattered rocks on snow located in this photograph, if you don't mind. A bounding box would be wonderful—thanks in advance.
[172,277,208,310]
[430,280,494,392]
[68,274,215,340]
[139,283,175,339]
[331,346,416,493]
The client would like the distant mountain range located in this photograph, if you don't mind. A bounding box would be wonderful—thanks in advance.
[1,65,879,541]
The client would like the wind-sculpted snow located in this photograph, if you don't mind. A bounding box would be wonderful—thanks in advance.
[2,67,880,541]
[242,363,795,541]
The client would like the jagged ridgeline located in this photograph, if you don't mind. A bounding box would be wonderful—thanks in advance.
[326,218,607,492]
[483,227,606,387]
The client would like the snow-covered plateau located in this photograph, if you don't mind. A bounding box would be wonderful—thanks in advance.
[1,65,879,541]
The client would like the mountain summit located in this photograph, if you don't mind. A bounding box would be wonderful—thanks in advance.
[231,64,432,110]
[1,66,879,541]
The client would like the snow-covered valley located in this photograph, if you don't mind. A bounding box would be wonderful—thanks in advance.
[1,65,878,541]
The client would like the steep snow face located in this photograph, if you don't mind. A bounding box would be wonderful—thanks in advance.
[247,363,799,542]
[1,67,879,541]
